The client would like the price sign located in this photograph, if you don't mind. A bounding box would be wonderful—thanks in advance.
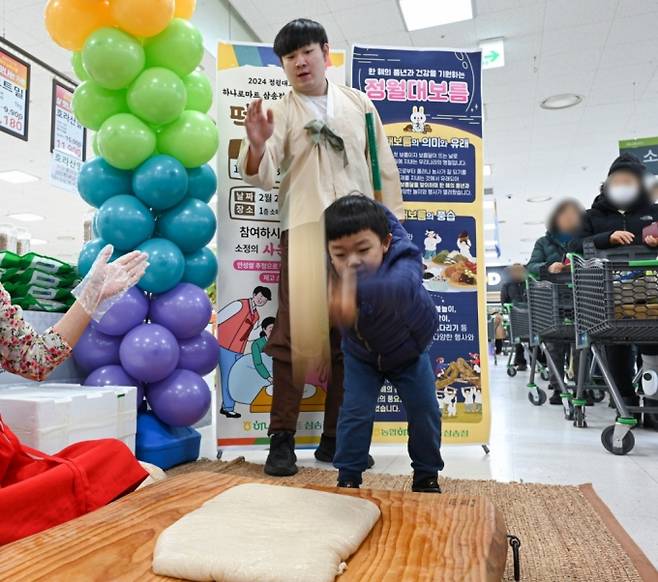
[50,80,86,160]
[0,47,30,140]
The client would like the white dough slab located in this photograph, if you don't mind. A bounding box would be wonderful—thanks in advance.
[152,483,381,582]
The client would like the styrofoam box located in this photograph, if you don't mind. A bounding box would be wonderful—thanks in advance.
[0,384,137,454]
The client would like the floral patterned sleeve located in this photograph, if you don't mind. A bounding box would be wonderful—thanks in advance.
[0,283,72,381]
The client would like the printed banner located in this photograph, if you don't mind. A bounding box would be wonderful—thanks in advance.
[0,47,30,141]
[215,41,346,447]
[49,80,86,192]
[352,45,490,446]
[619,136,658,177]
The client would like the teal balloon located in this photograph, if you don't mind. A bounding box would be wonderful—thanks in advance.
[137,238,184,294]
[82,28,145,90]
[183,247,217,289]
[127,67,187,126]
[72,52,90,81]
[97,113,156,170]
[158,198,216,253]
[186,164,216,203]
[157,110,218,168]
[144,19,203,78]
[183,71,212,113]
[78,158,132,208]
[133,155,188,211]
[72,81,127,131]
[78,238,123,277]
[96,194,155,251]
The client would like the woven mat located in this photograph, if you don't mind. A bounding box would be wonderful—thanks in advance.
[168,458,657,582]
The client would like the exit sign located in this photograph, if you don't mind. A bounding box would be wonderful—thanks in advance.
[479,38,505,70]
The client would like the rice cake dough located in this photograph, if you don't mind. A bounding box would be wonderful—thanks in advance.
[152,483,381,582]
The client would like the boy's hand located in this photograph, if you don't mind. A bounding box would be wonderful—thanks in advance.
[245,99,274,150]
[610,230,634,245]
[547,262,564,274]
[329,268,357,328]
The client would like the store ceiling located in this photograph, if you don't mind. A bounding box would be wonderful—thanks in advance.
[2,0,658,265]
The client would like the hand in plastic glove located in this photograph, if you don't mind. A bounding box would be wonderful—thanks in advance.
[74,245,149,321]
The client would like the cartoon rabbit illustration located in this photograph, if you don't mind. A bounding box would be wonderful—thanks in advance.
[410,105,427,133]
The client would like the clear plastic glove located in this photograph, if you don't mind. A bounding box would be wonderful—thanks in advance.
[73,245,149,321]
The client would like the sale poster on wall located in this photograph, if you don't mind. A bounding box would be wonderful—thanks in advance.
[352,45,490,446]
[0,47,30,141]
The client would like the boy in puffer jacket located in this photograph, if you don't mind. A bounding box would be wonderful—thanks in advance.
[324,194,444,492]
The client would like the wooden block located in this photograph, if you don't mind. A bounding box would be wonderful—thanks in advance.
[0,472,507,582]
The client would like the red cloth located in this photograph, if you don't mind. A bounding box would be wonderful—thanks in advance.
[0,417,147,545]
[218,298,260,353]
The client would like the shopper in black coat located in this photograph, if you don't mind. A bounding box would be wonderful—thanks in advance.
[570,154,658,426]
[500,264,528,370]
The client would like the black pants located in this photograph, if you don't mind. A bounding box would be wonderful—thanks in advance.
[545,342,578,389]
[606,345,658,400]
[514,343,526,366]
[495,339,503,355]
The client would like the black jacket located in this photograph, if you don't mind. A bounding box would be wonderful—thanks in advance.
[527,232,569,277]
[500,281,526,305]
[569,193,658,253]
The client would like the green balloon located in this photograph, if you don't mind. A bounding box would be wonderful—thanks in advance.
[92,133,100,157]
[183,71,212,113]
[158,110,218,168]
[83,28,145,90]
[73,81,127,131]
[72,52,89,82]
[127,67,187,126]
[145,19,203,78]
[97,113,156,170]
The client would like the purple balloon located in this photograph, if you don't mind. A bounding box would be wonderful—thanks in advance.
[146,369,211,427]
[120,323,180,383]
[83,364,144,409]
[72,325,121,373]
[150,282,212,339]
[178,330,219,375]
[95,286,149,336]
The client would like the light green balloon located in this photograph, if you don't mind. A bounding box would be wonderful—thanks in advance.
[83,28,145,90]
[92,133,100,157]
[127,67,187,126]
[145,19,203,78]
[183,71,212,113]
[158,110,218,168]
[97,113,156,170]
[72,52,89,82]
[72,81,127,131]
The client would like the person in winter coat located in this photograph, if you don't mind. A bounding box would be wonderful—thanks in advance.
[324,194,444,492]
[570,153,658,428]
[528,200,584,405]
[501,264,528,370]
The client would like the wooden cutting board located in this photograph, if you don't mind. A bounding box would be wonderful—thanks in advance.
[0,471,507,581]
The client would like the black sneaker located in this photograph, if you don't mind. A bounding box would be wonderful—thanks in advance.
[264,432,298,477]
[516,365,527,372]
[548,389,562,405]
[315,435,375,469]
[220,407,241,419]
[585,389,595,407]
[337,480,360,489]
[412,474,442,493]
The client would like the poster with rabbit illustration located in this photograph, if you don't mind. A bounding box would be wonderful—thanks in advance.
[353,46,489,446]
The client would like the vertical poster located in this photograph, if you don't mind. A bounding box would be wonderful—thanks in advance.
[0,47,30,141]
[49,80,86,192]
[215,42,346,447]
[619,136,658,177]
[352,45,490,446]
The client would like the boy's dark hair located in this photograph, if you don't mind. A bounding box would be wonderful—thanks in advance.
[325,194,390,242]
[252,286,272,301]
[260,316,276,337]
[273,19,328,59]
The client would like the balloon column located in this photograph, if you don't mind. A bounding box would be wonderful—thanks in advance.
[46,0,219,428]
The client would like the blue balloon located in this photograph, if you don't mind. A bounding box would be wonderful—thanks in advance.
[133,154,188,211]
[77,238,123,277]
[186,164,217,203]
[137,238,185,294]
[158,198,216,253]
[97,194,155,251]
[78,158,132,208]
[182,247,217,289]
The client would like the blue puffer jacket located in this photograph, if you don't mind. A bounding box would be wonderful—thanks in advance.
[342,208,438,372]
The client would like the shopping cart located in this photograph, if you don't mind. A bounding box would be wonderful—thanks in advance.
[571,244,658,454]
[527,273,577,414]
[504,302,550,382]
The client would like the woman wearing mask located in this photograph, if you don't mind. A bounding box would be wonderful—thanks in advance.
[570,153,658,428]
[528,199,584,405]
